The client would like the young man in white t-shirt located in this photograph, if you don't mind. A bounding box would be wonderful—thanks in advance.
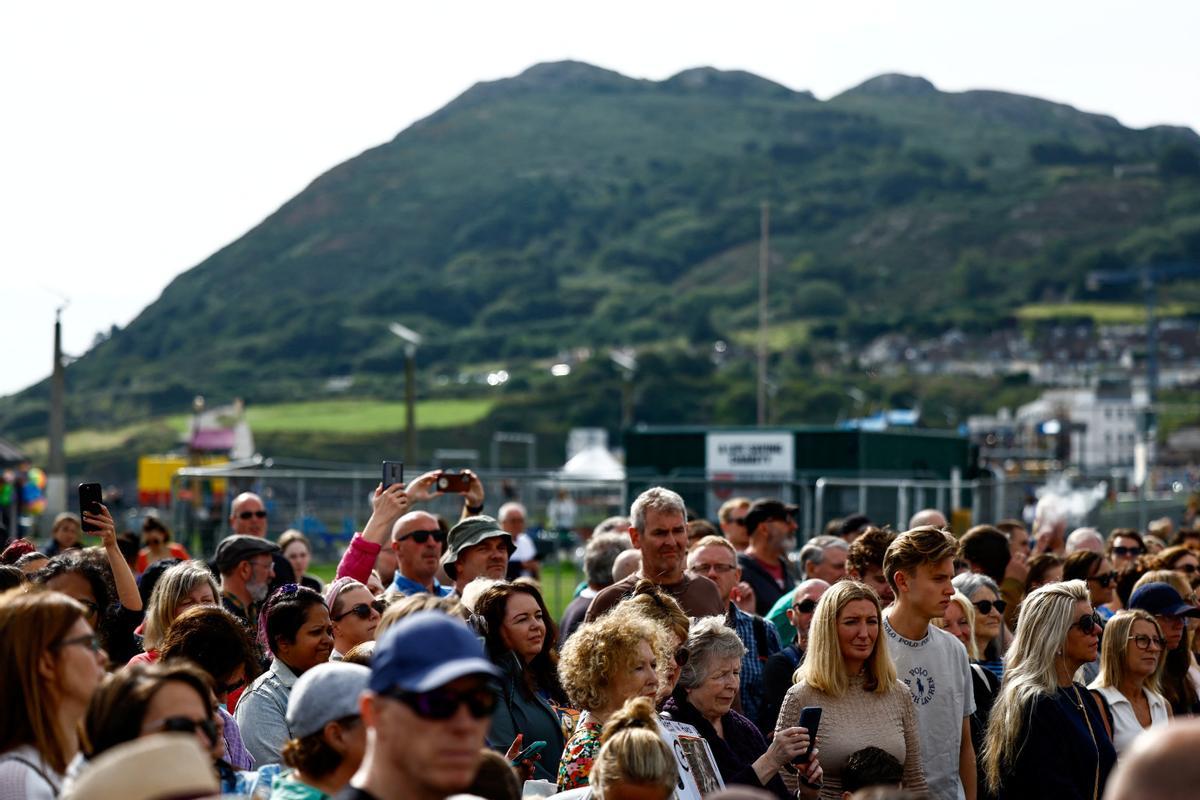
[882,525,977,800]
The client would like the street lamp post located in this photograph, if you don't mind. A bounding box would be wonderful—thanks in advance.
[389,323,422,467]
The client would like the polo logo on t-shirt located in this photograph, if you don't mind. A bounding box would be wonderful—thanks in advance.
[902,666,936,706]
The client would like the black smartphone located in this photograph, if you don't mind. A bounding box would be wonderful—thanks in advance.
[797,706,822,761]
[382,461,404,490]
[78,483,103,533]
[510,740,546,766]
[436,469,471,493]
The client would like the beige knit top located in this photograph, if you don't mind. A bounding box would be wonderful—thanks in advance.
[776,674,927,799]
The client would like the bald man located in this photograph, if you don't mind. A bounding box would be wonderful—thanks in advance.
[1104,718,1200,800]
[226,491,294,590]
[908,508,948,530]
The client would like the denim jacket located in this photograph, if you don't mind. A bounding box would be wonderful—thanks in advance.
[234,658,299,767]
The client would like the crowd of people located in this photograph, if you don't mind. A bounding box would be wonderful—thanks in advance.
[4,472,1200,800]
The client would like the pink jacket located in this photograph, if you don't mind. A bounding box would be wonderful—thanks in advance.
[336,532,381,584]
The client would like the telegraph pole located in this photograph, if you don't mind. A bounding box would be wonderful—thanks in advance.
[757,201,770,426]
[46,305,67,520]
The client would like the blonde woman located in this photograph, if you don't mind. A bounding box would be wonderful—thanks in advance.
[609,580,691,705]
[982,580,1115,800]
[776,581,926,799]
[127,560,219,666]
[1086,609,1170,752]
[588,697,678,800]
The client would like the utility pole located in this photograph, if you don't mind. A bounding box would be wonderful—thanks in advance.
[389,323,422,467]
[757,201,770,426]
[46,305,68,521]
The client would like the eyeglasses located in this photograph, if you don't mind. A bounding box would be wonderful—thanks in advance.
[399,529,447,545]
[1131,634,1167,651]
[333,600,387,621]
[730,517,747,526]
[674,646,689,667]
[973,599,1008,616]
[1111,546,1143,558]
[145,716,219,747]
[1175,563,1199,575]
[1072,612,1103,635]
[1088,571,1117,588]
[237,510,268,520]
[384,686,498,720]
[53,633,102,653]
[75,598,100,621]
[792,599,818,614]
[693,563,736,574]
[145,538,165,547]
[216,675,246,695]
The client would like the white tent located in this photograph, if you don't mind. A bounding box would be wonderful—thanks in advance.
[558,445,625,481]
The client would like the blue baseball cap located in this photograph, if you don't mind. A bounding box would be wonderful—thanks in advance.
[369,611,500,694]
[1128,582,1200,618]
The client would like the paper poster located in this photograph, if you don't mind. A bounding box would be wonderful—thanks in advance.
[660,719,725,800]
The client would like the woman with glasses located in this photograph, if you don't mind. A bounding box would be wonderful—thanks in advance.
[0,589,107,800]
[32,506,144,666]
[128,560,219,667]
[158,604,262,770]
[1129,572,1200,715]
[1154,545,1200,585]
[556,611,667,790]
[472,581,569,783]
[134,516,189,575]
[663,616,822,799]
[324,578,383,660]
[982,580,1116,800]
[953,573,1009,680]
[236,585,334,767]
[1086,610,1170,752]
[776,581,925,798]
[1064,551,1118,612]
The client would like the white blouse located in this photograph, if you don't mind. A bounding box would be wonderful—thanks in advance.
[1088,683,1170,753]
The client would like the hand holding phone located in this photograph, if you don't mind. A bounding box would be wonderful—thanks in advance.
[509,739,546,767]
[382,461,404,490]
[78,483,103,533]
[796,706,822,763]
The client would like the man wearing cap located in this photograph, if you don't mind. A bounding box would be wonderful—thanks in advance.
[389,511,453,597]
[1128,581,1200,714]
[216,534,279,628]
[335,611,501,800]
[229,491,296,590]
[584,486,724,622]
[737,498,800,617]
[277,661,372,797]
[441,516,515,597]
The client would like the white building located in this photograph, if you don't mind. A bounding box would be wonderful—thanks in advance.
[1016,379,1150,473]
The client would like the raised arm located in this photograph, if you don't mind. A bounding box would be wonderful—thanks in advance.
[90,504,142,611]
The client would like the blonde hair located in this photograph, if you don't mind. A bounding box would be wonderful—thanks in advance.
[142,560,219,651]
[983,579,1089,793]
[559,613,666,712]
[614,580,690,642]
[1135,569,1192,599]
[1095,609,1165,694]
[590,696,676,800]
[376,594,466,637]
[932,591,980,660]
[797,581,896,697]
[688,535,738,561]
[883,526,957,593]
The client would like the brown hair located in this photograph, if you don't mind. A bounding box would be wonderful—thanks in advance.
[1153,545,1198,572]
[158,605,260,689]
[618,580,690,643]
[474,582,566,705]
[84,660,214,758]
[0,588,88,772]
[847,527,896,578]
[883,526,957,593]
[281,715,361,777]
[1024,553,1062,595]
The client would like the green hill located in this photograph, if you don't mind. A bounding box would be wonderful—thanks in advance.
[4,61,1200,463]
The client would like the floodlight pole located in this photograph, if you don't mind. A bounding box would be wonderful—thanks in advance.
[389,323,423,468]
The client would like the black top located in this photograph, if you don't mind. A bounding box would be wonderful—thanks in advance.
[997,683,1116,800]
[969,664,1000,800]
[662,692,791,800]
[557,593,591,643]
[736,553,796,617]
[760,644,802,733]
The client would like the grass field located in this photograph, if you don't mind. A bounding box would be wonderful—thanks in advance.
[309,557,584,619]
[20,398,495,458]
[1016,301,1193,324]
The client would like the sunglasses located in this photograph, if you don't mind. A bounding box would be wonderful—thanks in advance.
[333,600,387,621]
[1111,546,1143,558]
[1176,563,1199,575]
[1072,612,1103,635]
[973,599,1007,616]
[674,646,690,667]
[792,599,818,614]
[147,716,219,747]
[730,517,747,526]
[237,510,268,520]
[385,686,498,720]
[1088,571,1117,588]
[54,633,102,653]
[216,675,246,695]
[400,529,447,545]
[1130,634,1166,651]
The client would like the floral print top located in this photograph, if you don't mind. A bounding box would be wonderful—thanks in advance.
[557,711,603,791]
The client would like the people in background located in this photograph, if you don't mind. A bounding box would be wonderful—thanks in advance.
[129,560,219,666]
[558,532,630,643]
[951,573,1008,681]
[134,516,190,574]
[324,578,383,661]
[738,500,800,617]
[718,497,753,552]
[441,517,514,597]
[761,579,830,735]
[280,530,324,593]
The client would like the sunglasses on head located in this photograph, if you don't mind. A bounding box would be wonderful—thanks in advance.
[1072,612,1103,635]
[793,598,818,614]
[237,510,267,520]
[385,685,498,720]
[334,599,387,621]
[1088,571,1117,588]
[1111,546,1142,558]
[1176,563,1198,575]
[674,646,690,667]
[400,529,447,545]
[973,599,1007,616]
[149,716,219,747]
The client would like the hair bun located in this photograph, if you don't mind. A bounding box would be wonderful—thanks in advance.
[601,695,657,742]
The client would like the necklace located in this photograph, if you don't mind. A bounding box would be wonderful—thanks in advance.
[1069,683,1101,800]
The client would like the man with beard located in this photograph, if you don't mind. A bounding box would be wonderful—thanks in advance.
[737,499,801,617]
[584,487,723,621]
[216,534,279,628]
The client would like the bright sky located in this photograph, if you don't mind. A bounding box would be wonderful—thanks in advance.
[3,0,1197,399]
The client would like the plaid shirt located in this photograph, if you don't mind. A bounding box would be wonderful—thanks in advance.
[727,602,781,728]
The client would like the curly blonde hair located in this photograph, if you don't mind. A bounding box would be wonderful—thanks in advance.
[558,613,667,712]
